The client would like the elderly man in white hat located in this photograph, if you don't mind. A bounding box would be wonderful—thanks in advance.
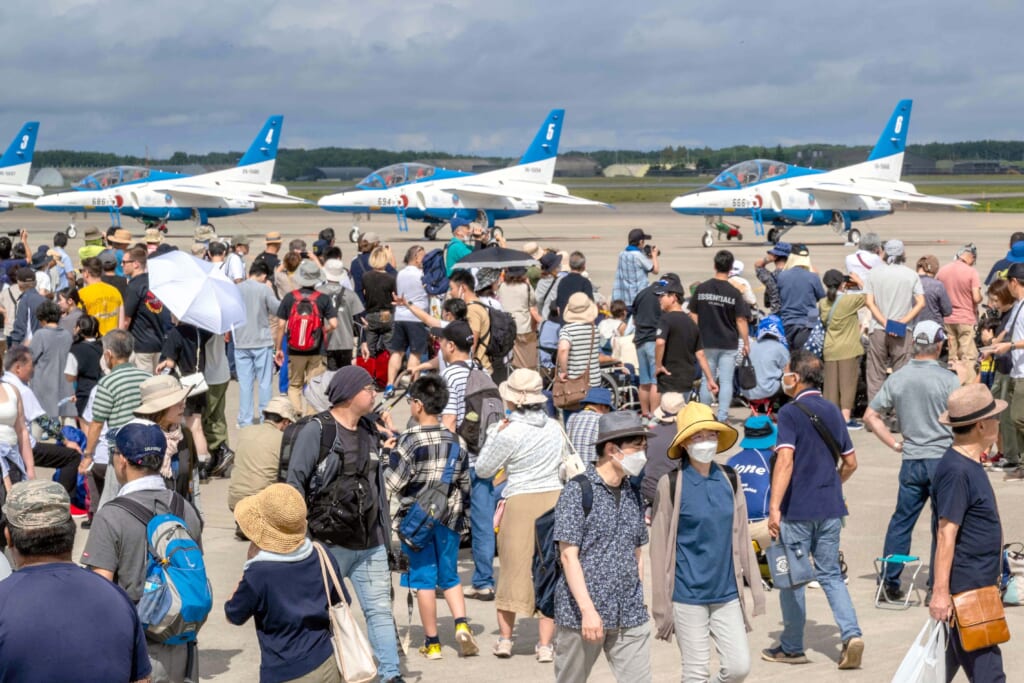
[316,258,363,372]
[273,260,338,414]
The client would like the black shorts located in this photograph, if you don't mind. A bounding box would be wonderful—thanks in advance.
[388,321,429,356]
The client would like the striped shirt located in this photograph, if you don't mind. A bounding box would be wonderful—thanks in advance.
[441,361,473,427]
[91,363,151,428]
[560,322,601,386]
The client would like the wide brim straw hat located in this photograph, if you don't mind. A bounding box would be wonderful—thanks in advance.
[939,383,1007,427]
[668,401,738,459]
[134,375,190,415]
[234,483,308,554]
[498,368,546,407]
[563,292,597,324]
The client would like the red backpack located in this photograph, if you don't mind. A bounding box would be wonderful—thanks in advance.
[286,290,324,352]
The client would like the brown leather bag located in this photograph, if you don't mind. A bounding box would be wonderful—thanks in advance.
[552,325,595,409]
[951,584,1010,652]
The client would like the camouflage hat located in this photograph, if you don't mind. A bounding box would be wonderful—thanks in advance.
[193,224,217,243]
[2,480,70,529]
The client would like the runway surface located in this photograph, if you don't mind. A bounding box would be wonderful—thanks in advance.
[11,205,1024,682]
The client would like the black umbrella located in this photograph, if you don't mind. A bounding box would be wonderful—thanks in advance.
[453,246,538,269]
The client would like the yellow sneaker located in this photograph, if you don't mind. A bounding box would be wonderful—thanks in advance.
[419,642,443,660]
[455,622,479,657]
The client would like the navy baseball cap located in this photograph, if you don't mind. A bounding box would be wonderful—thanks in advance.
[767,242,792,258]
[110,423,167,469]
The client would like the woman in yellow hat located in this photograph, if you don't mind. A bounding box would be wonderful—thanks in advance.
[649,401,765,682]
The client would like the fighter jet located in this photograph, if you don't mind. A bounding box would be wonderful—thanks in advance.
[0,122,43,212]
[35,116,304,236]
[670,100,975,247]
[317,109,608,243]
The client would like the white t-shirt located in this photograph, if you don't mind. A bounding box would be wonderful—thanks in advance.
[83,385,110,465]
[394,265,427,323]
[845,250,884,281]
[225,253,246,282]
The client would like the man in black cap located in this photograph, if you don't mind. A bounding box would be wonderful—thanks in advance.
[632,273,682,421]
[655,278,714,397]
[10,266,45,344]
[612,228,659,310]
[285,365,403,683]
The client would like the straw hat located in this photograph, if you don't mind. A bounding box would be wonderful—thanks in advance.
[144,228,164,244]
[234,484,308,554]
[498,368,546,407]
[939,384,1007,427]
[108,229,133,246]
[563,292,597,324]
[523,241,545,259]
[667,401,738,459]
[134,375,190,415]
[265,231,283,244]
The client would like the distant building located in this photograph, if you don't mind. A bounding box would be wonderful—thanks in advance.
[554,155,601,177]
[603,163,650,178]
[901,152,937,175]
[32,168,65,188]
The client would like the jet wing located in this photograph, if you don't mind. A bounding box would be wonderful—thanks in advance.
[150,183,308,205]
[796,181,977,208]
[438,181,610,207]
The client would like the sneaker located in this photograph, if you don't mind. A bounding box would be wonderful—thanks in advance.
[493,638,513,658]
[845,419,864,431]
[882,585,907,602]
[468,587,495,601]
[535,643,554,663]
[419,642,443,660]
[80,519,92,530]
[383,384,395,399]
[838,636,864,669]
[455,623,479,657]
[991,460,1018,470]
[761,646,809,665]
[210,446,235,478]
[1005,467,1024,481]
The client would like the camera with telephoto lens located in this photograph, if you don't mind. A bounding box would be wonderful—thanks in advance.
[643,244,658,257]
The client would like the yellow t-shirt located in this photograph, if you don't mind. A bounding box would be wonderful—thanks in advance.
[79,281,123,335]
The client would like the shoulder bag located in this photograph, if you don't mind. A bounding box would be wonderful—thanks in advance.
[397,440,460,552]
[315,543,377,682]
[950,500,1011,652]
[177,329,208,396]
[552,324,595,409]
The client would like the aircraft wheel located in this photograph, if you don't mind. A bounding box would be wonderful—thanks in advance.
[736,232,743,241]
[767,228,779,244]
[66,225,77,239]
[349,226,360,243]
[158,223,169,234]
[424,225,439,241]
[701,231,714,248]
[847,228,861,246]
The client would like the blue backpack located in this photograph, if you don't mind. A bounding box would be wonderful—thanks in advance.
[109,493,212,645]
[421,247,450,296]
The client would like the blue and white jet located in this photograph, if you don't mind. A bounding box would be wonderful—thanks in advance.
[35,116,303,235]
[669,100,975,247]
[317,109,608,242]
[0,122,42,212]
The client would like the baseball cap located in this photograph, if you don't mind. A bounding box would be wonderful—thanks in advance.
[2,480,70,529]
[767,242,792,258]
[628,228,652,244]
[429,320,474,352]
[450,217,471,230]
[1008,262,1024,281]
[913,320,947,345]
[110,422,167,469]
[15,267,35,283]
[655,280,685,296]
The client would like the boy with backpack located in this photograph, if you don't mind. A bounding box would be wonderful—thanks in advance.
[385,375,479,660]
[552,411,651,683]
[274,260,339,414]
[82,422,208,683]
[285,365,404,683]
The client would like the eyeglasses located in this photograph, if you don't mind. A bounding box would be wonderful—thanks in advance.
[362,385,377,395]
[406,396,421,405]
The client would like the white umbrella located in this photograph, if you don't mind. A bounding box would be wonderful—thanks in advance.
[148,250,246,334]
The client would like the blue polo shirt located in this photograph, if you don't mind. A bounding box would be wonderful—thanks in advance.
[777,268,825,331]
[776,389,852,521]
[726,448,772,520]
[673,463,737,604]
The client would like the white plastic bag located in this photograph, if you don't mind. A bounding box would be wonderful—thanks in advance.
[891,619,946,683]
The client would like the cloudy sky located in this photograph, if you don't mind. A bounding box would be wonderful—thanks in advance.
[3,0,1021,157]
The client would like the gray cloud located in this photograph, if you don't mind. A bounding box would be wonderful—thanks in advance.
[2,0,1022,156]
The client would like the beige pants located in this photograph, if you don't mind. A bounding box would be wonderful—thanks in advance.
[284,653,342,683]
[496,489,562,615]
[945,323,978,362]
[512,331,538,370]
[287,353,325,414]
[132,351,160,374]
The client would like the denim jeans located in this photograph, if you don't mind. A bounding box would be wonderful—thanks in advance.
[778,518,861,653]
[699,348,737,422]
[235,346,274,427]
[469,467,502,590]
[882,458,939,589]
[326,543,400,680]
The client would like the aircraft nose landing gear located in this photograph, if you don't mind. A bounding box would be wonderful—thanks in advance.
[66,224,77,239]
[349,226,360,243]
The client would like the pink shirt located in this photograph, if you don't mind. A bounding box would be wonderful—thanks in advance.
[935,259,980,324]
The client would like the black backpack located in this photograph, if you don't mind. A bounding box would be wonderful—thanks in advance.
[277,411,336,483]
[533,475,642,619]
[471,301,516,361]
[456,363,504,454]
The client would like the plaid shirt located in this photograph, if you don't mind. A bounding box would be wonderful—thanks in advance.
[567,409,602,464]
[612,247,653,305]
[385,425,471,533]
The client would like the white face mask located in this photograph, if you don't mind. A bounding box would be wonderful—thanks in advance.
[617,448,647,477]
[782,373,798,394]
[688,439,719,463]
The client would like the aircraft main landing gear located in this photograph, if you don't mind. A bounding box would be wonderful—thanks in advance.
[66,223,77,239]
[424,224,440,241]
[767,228,780,244]
[701,231,714,248]
[846,228,861,246]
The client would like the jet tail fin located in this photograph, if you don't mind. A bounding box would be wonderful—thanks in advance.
[476,109,564,185]
[838,100,911,183]
[0,122,39,186]
[202,116,283,185]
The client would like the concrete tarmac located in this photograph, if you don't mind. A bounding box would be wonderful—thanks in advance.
[11,204,1020,682]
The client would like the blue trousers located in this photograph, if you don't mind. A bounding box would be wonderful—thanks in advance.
[235,346,274,427]
[469,467,502,590]
[700,348,737,422]
[882,458,939,589]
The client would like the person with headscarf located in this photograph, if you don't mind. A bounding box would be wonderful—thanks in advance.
[740,314,790,404]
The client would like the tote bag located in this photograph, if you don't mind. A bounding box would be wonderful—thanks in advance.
[315,543,377,683]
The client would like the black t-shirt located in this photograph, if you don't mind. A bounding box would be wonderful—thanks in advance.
[693,278,749,349]
[555,273,595,318]
[254,251,280,274]
[933,447,1003,594]
[101,274,128,298]
[276,287,338,356]
[632,284,662,345]
[160,323,213,374]
[123,273,170,353]
[361,270,397,315]
[657,310,702,392]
